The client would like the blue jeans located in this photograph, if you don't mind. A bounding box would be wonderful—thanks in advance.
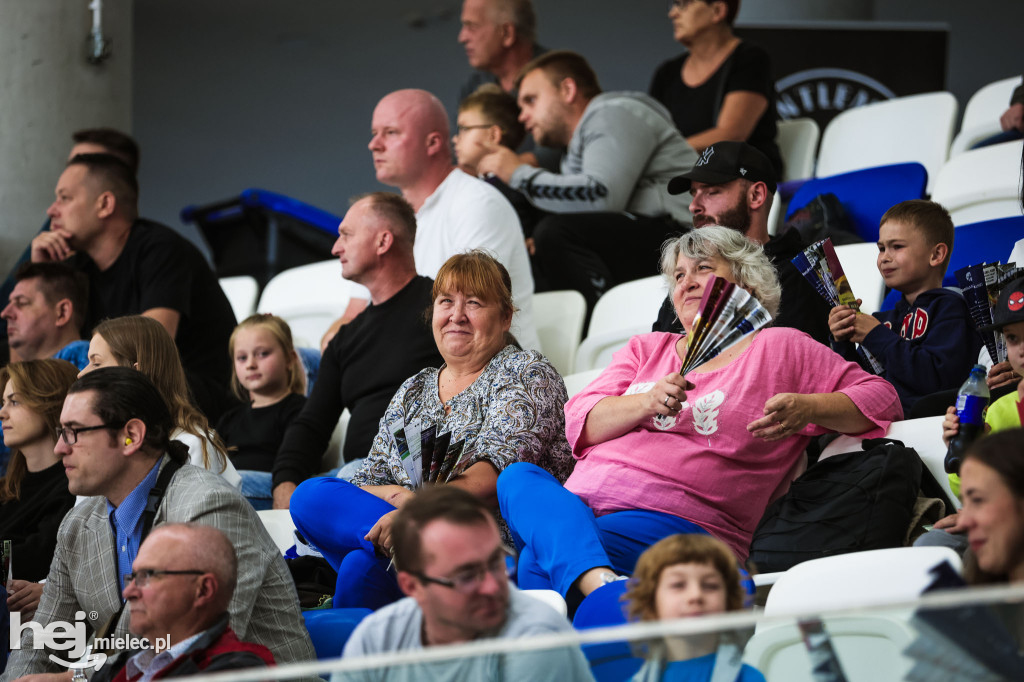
[290,477,404,609]
[239,470,274,511]
[297,347,321,396]
[497,463,708,597]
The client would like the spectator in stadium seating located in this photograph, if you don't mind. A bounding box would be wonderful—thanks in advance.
[271,193,443,510]
[79,315,240,488]
[2,263,89,368]
[957,430,1024,586]
[458,0,540,101]
[338,486,592,681]
[0,128,139,352]
[215,313,306,510]
[974,77,1024,147]
[655,141,830,343]
[33,153,237,421]
[455,85,545,239]
[918,276,1024,552]
[0,262,90,476]
[649,0,782,177]
[828,200,982,414]
[289,251,573,610]
[91,523,275,682]
[456,0,560,170]
[624,534,765,681]
[477,50,696,313]
[0,360,78,618]
[496,226,900,605]
[367,88,540,351]
[1,368,315,682]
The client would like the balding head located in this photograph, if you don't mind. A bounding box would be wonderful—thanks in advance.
[369,89,452,191]
[123,523,238,646]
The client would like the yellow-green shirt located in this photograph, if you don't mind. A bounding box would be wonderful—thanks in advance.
[949,391,1022,496]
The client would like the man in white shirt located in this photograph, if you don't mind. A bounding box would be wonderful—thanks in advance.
[367,88,541,352]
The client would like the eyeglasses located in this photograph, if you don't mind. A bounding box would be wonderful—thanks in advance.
[670,0,703,9]
[409,554,509,594]
[124,569,205,588]
[56,423,120,446]
[454,124,495,137]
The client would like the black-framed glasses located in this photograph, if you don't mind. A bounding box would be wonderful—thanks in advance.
[409,554,509,594]
[124,569,205,588]
[56,423,120,446]
[455,124,495,137]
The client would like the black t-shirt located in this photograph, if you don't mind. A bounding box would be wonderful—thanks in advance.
[649,41,783,177]
[0,461,75,581]
[216,393,307,472]
[653,228,831,344]
[273,275,444,486]
[71,219,237,414]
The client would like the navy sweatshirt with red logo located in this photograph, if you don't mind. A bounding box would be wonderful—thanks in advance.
[833,287,983,412]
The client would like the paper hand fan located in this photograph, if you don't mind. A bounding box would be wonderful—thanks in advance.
[679,275,773,376]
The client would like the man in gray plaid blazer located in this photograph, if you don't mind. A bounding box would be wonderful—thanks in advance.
[2,368,316,682]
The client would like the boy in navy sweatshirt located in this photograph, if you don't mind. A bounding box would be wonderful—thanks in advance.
[828,199,982,412]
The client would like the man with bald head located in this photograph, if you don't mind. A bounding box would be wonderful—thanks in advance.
[368,88,540,351]
[91,523,275,682]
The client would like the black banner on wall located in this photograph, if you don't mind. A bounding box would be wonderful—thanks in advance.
[737,23,948,131]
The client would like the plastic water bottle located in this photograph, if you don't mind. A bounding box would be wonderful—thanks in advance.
[944,364,990,475]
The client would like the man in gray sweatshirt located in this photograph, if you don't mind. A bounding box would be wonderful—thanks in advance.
[478,50,697,312]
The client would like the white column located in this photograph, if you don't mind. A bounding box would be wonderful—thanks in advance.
[0,0,132,274]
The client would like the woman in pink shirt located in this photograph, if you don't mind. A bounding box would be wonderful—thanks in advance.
[497,226,902,603]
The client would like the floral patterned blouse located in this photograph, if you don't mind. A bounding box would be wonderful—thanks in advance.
[351,345,574,488]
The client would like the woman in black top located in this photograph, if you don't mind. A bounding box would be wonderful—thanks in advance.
[0,359,79,617]
[649,0,782,177]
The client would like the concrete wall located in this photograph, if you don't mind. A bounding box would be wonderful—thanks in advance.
[0,0,132,275]
[3,1,1016,265]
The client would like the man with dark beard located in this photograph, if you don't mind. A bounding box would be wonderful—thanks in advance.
[653,141,830,343]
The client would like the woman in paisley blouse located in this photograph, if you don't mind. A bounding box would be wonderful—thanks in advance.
[497,226,901,605]
[290,250,573,609]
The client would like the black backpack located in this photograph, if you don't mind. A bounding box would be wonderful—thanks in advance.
[748,438,923,573]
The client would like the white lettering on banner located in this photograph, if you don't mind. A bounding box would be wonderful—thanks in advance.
[775,67,896,120]
[8,611,170,671]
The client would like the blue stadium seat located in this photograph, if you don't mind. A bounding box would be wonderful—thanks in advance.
[573,581,642,682]
[302,608,372,660]
[785,163,929,243]
[881,214,1024,310]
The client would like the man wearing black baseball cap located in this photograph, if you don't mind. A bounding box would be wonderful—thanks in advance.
[654,141,831,344]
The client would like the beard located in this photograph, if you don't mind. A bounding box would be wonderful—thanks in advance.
[693,200,752,234]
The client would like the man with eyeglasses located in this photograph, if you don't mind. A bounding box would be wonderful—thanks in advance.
[338,486,592,681]
[2,367,317,682]
[91,523,274,682]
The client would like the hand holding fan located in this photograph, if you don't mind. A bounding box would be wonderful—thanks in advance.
[679,275,773,376]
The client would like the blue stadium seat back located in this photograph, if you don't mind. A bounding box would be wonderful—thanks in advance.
[880,214,1024,311]
[302,607,373,660]
[581,642,644,682]
[573,580,630,629]
[944,215,1024,285]
[573,582,641,679]
[786,163,929,243]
